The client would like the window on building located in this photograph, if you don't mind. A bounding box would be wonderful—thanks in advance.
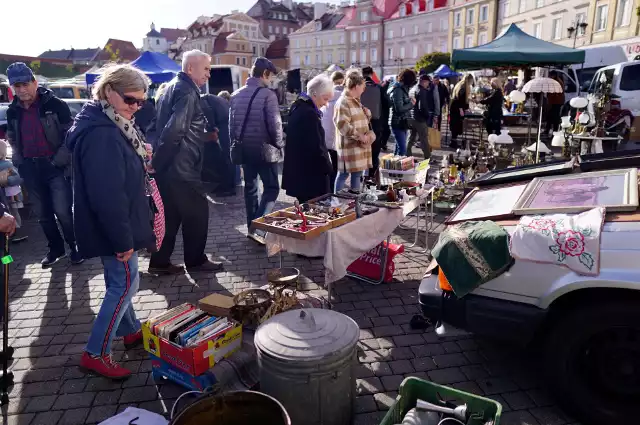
[388,47,393,59]
[427,0,434,10]
[317,38,322,47]
[327,53,333,63]
[282,27,287,35]
[533,22,542,38]
[501,1,510,18]
[340,52,345,62]
[400,46,406,58]
[440,18,448,30]
[479,31,488,45]
[414,25,419,35]
[360,50,367,63]
[262,46,265,54]
[236,43,240,50]
[316,54,320,64]
[268,25,273,33]
[351,51,357,63]
[304,55,309,65]
[427,43,433,53]
[427,22,433,32]
[236,57,240,65]
[361,30,368,42]
[464,35,473,47]
[480,5,489,22]
[351,32,357,43]
[453,37,460,49]
[615,0,632,27]
[156,39,160,45]
[242,57,246,65]
[294,55,300,66]
[401,27,406,37]
[253,46,257,54]
[275,26,280,34]
[576,13,587,34]
[372,29,379,41]
[412,45,418,58]
[595,4,608,31]
[388,29,394,39]
[518,0,526,13]
[360,11,369,22]
[535,0,544,7]
[400,4,407,17]
[466,8,475,25]
[339,34,345,44]
[551,17,562,39]
[371,47,378,62]
[454,12,461,28]
[252,31,257,38]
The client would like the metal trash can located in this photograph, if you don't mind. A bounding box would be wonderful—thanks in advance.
[255,308,360,425]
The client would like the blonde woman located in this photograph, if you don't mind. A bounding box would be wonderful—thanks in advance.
[67,65,155,380]
[333,71,375,192]
[449,74,474,148]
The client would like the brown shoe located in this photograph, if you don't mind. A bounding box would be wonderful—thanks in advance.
[147,263,185,276]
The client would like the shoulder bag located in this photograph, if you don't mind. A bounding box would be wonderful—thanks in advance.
[230,87,263,165]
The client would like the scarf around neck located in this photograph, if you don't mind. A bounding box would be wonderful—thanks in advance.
[100,100,148,160]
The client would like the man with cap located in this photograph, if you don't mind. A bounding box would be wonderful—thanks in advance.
[229,57,283,246]
[149,49,224,275]
[5,62,82,267]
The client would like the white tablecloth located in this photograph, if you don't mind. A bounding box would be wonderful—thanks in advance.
[266,196,425,284]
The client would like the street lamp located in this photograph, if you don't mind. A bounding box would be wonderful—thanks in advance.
[394,58,404,73]
[567,17,588,48]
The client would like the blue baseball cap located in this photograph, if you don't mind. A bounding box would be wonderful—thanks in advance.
[252,57,277,74]
[6,62,35,85]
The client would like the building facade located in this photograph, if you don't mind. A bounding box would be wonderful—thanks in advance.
[247,0,315,40]
[143,24,188,55]
[449,0,498,51]
[384,0,450,76]
[182,13,271,64]
[289,12,347,71]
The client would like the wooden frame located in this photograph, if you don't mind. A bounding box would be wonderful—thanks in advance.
[512,168,639,215]
[578,148,640,172]
[468,159,574,187]
[445,183,529,224]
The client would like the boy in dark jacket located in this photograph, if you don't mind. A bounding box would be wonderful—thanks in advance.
[408,75,434,159]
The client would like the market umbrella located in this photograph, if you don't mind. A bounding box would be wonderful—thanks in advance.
[522,77,562,163]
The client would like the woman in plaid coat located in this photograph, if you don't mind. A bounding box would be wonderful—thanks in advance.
[333,71,376,192]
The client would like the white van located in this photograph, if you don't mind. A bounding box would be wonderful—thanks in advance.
[588,60,640,112]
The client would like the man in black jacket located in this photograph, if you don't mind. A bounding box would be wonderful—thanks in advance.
[361,66,385,180]
[432,76,450,130]
[5,62,82,267]
[150,50,223,275]
[407,75,434,159]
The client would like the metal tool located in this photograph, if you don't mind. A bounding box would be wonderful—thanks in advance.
[416,399,468,422]
[293,200,308,231]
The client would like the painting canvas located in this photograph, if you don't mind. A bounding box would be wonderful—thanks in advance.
[446,184,527,223]
[513,168,639,215]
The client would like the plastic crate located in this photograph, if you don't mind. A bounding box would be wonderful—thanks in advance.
[379,159,430,186]
[379,377,502,425]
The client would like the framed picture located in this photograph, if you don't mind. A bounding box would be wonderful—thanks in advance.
[512,168,639,215]
[446,183,528,224]
[469,160,574,187]
[579,149,640,172]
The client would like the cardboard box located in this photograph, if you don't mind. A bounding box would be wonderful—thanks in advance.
[150,354,217,391]
[198,293,235,318]
[142,318,242,376]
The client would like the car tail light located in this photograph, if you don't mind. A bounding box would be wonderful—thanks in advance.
[438,271,453,292]
[611,99,621,108]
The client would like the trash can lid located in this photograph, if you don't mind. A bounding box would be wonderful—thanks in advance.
[254,308,359,362]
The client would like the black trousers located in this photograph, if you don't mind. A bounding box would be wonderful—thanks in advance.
[369,118,384,178]
[329,149,338,191]
[150,178,209,268]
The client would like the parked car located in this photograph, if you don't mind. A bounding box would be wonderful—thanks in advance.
[419,194,640,425]
[588,60,640,112]
[64,99,89,119]
[48,83,90,100]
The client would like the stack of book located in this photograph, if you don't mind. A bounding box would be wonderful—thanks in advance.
[147,303,234,348]
[380,154,415,171]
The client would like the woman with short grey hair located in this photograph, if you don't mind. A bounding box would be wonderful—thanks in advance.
[282,74,335,202]
[67,64,156,380]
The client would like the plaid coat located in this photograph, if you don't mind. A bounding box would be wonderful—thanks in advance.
[333,93,373,173]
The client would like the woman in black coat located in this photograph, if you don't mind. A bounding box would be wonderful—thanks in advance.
[282,74,335,202]
[480,78,504,135]
[449,74,474,148]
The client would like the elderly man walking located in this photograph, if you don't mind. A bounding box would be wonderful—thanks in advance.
[229,57,283,246]
[5,62,82,266]
[149,50,223,274]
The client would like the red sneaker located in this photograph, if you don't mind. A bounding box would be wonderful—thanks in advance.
[79,352,131,380]
[123,330,143,350]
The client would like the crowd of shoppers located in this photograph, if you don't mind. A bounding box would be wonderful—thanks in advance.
[388,69,416,156]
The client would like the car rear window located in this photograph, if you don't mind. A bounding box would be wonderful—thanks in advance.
[620,64,640,91]
[51,87,75,99]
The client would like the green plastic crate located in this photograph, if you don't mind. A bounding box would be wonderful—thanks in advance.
[379,377,502,425]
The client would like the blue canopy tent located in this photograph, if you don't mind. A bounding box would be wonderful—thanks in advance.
[433,64,461,78]
[85,51,181,85]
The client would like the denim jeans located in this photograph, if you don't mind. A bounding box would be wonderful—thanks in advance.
[19,158,75,254]
[243,162,280,235]
[335,170,364,193]
[392,128,408,156]
[86,253,141,356]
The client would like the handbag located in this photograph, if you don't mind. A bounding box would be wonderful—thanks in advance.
[230,87,263,165]
[146,175,165,251]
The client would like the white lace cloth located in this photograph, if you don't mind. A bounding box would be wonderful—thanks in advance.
[509,207,606,276]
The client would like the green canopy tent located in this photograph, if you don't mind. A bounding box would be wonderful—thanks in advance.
[451,23,585,70]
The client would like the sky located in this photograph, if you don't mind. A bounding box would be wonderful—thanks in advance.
[0,0,341,57]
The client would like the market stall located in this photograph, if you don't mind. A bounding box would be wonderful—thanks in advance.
[85,51,180,85]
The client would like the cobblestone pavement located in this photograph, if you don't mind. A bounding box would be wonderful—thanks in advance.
[1,170,578,425]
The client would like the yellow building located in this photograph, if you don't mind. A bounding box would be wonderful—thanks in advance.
[586,0,639,55]
[448,0,498,53]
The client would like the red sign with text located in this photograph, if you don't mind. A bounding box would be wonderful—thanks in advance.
[347,242,404,283]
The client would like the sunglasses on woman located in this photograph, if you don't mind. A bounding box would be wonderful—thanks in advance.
[111,86,145,107]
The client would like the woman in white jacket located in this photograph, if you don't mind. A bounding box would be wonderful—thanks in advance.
[320,71,344,190]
